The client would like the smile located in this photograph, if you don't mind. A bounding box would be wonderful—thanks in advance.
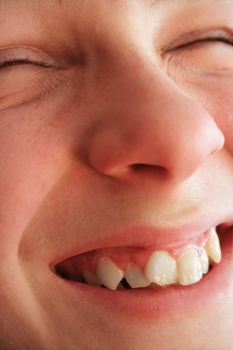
[53,227,222,290]
[49,220,233,321]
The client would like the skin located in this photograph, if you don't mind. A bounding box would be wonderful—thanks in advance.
[1,0,233,349]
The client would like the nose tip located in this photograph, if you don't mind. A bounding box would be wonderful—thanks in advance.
[88,110,224,181]
[88,61,224,182]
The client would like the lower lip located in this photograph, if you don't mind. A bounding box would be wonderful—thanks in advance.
[51,228,233,321]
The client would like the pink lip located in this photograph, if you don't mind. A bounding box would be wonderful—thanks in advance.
[50,226,233,321]
[51,215,225,267]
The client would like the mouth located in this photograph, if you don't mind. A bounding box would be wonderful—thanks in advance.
[53,227,220,289]
[50,221,233,320]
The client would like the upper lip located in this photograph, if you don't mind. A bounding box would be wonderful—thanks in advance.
[51,214,233,267]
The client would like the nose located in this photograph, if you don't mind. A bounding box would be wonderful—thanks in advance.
[88,57,224,182]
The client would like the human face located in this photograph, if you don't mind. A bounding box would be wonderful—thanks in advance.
[1,0,233,349]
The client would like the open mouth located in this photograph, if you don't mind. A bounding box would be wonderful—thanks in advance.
[49,221,233,320]
[52,226,225,291]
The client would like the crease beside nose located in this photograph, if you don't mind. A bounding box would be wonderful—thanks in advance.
[88,71,224,181]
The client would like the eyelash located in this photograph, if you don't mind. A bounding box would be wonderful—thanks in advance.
[174,36,233,50]
[0,57,52,69]
[0,36,232,69]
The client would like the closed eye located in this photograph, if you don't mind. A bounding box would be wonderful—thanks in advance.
[0,57,52,69]
[175,36,233,50]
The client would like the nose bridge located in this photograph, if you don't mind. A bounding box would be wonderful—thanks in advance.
[88,49,224,181]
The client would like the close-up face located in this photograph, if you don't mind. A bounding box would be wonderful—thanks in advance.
[1,0,233,349]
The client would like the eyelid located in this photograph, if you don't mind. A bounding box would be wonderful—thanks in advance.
[0,57,53,69]
[173,36,233,51]
[0,45,59,68]
[161,29,233,52]
[0,58,72,74]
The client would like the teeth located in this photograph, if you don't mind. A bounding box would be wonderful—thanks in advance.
[205,229,221,264]
[144,251,177,286]
[83,269,102,286]
[73,227,222,290]
[199,248,209,274]
[96,257,124,290]
[125,263,151,288]
[177,248,203,286]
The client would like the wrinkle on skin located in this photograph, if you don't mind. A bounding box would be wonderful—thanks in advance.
[0,0,233,349]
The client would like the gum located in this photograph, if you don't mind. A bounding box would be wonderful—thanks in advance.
[57,230,212,274]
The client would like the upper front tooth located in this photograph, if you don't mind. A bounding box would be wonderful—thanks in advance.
[125,263,151,288]
[144,251,177,286]
[96,257,124,290]
[177,248,203,286]
[205,229,221,264]
[199,248,209,274]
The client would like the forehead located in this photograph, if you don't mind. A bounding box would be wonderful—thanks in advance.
[0,0,228,42]
[0,0,225,18]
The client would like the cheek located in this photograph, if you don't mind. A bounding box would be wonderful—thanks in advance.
[0,112,69,259]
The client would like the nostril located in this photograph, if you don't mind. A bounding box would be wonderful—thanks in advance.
[130,163,168,177]
[131,163,150,170]
[131,163,165,171]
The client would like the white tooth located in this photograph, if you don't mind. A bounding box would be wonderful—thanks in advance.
[82,269,102,286]
[199,248,209,274]
[205,229,222,264]
[96,257,124,290]
[177,248,203,286]
[125,263,151,288]
[144,251,177,286]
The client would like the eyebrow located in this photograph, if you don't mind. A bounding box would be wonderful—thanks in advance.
[0,0,220,10]
[115,0,206,9]
[0,0,214,7]
[147,0,202,5]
